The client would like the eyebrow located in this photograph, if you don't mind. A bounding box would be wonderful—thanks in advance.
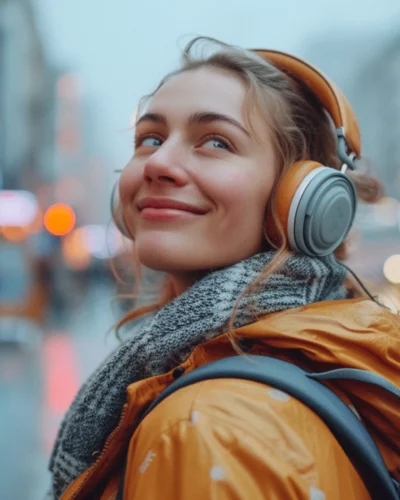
[136,111,250,137]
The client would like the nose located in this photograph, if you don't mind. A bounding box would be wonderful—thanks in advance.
[143,142,189,187]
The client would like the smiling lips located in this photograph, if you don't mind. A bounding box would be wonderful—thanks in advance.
[137,197,208,221]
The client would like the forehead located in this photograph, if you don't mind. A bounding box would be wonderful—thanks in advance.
[146,67,248,119]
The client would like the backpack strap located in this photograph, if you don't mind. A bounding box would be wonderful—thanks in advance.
[307,367,400,397]
[117,355,400,500]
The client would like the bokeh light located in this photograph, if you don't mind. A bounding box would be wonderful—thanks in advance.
[61,227,91,270]
[44,204,76,236]
[81,224,122,259]
[383,255,400,284]
[0,190,38,226]
[2,226,28,242]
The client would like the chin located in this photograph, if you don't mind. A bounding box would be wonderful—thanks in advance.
[135,234,190,272]
[134,231,261,273]
[134,235,206,273]
[136,246,198,272]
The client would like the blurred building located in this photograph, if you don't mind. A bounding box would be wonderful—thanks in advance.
[0,0,112,220]
[303,29,400,201]
[350,36,400,200]
[54,80,112,224]
[0,0,57,192]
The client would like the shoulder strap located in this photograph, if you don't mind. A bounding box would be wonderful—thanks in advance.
[307,367,400,397]
[117,355,400,500]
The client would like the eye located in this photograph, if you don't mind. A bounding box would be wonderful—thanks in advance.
[136,136,163,148]
[201,135,233,151]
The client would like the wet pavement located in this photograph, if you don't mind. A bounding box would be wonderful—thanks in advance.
[0,281,120,500]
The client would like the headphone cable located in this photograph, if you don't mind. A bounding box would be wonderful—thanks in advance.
[339,261,391,309]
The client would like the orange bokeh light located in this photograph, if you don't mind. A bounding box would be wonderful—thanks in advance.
[2,226,28,242]
[44,204,76,236]
[61,228,91,270]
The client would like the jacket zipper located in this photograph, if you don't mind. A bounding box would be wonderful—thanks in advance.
[64,405,129,500]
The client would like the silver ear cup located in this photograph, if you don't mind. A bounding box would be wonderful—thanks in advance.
[288,167,357,256]
[110,182,132,239]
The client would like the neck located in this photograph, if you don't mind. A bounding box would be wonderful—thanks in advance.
[169,270,209,296]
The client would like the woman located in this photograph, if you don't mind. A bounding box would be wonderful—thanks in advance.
[48,37,400,499]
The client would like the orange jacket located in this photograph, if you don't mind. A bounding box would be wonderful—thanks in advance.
[61,298,400,499]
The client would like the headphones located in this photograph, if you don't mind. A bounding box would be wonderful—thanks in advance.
[111,49,359,257]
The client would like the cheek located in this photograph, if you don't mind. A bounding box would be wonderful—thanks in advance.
[211,169,272,221]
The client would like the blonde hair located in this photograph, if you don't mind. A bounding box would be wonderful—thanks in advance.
[115,36,382,347]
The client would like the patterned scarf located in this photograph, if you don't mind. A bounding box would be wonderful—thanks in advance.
[48,251,347,498]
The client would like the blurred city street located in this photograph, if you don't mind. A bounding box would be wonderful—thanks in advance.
[0,280,119,500]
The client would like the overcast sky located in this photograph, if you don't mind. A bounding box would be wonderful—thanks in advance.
[32,0,400,169]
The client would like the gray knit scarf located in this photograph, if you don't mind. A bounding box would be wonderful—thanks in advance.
[48,251,347,498]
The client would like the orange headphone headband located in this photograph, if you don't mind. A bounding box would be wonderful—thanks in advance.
[252,49,361,159]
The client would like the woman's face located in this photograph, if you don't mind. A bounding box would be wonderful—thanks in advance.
[119,67,277,282]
